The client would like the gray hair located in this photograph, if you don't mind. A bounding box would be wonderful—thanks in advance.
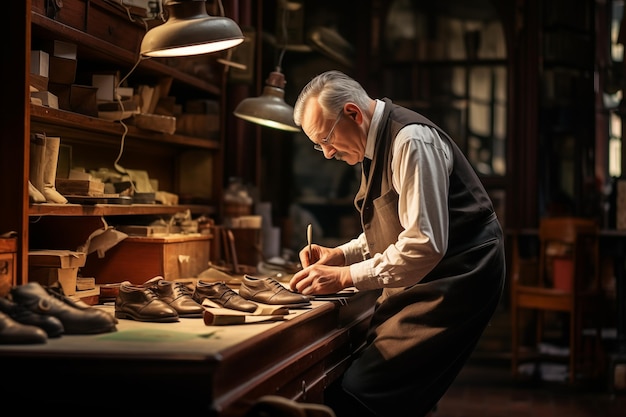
[293,70,372,126]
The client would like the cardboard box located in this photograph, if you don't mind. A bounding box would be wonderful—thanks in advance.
[30,91,59,109]
[81,234,211,284]
[55,178,105,196]
[28,250,87,295]
[29,250,86,268]
[31,50,49,77]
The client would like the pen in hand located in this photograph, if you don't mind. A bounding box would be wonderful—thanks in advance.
[307,223,313,265]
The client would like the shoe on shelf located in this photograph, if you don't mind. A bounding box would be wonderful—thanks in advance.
[11,282,117,335]
[239,275,311,307]
[193,280,258,313]
[115,281,179,323]
[0,296,64,338]
[142,276,203,318]
[0,311,48,345]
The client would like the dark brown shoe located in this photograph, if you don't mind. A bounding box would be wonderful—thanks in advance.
[115,281,179,323]
[11,282,117,334]
[193,280,258,313]
[143,277,203,318]
[239,275,311,307]
[0,311,47,345]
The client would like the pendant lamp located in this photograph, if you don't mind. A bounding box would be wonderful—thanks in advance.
[140,0,244,58]
[233,2,300,132]
[233,68,300,132]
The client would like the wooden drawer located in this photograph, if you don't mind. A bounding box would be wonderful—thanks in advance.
[0,238,17,297]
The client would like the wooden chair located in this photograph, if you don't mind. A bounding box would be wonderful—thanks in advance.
[510,217,605,383]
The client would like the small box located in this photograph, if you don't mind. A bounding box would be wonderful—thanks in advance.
[30,73,49,92]
[48,82,71,110]
[30,91,59,109]
[49,55,77,84]
[132,113,177,134]
[55,178,105,196]
[29,250,87,295]
[52,40,77,60]
[31,50,49,77]
[70,84,99,117]
[81,234,211,284]
[92,73,118,101]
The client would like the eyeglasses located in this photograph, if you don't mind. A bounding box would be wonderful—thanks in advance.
[313,111,343,152]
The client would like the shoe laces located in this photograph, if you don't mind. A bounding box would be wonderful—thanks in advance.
[170,282,193,300]
[264,278,288,293]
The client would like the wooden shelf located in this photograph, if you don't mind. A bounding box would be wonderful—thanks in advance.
[30,7,221,95]
[30,104,220,150]
[29,203,215,217]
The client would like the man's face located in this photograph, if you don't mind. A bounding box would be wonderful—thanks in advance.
[301,100,363,166]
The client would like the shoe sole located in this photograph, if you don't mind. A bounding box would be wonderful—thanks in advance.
[114,311,179,323]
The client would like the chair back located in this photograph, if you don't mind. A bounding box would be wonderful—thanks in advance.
[537,217,599,293]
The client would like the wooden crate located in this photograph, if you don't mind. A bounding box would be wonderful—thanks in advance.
[81,234,211,284]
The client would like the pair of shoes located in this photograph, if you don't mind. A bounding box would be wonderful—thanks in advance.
[193,280,258,313]
[142,276,204,318]
[10,282,117,335]
[115,281,179,322]
[246,395,336,417]
[239,275,311,307]
[0,296,64,338]
[0,310,47,344]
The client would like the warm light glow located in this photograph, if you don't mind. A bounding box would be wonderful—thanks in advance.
[144,38,244,57]
[140,0,244,58]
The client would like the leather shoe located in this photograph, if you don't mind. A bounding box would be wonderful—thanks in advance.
[115,281,179,322]
[0,310,47,344]
[143,276,203,318]
[193,280,258,313]
[11,282,117,334]
[239,275,311,307]
[0,296,64,338]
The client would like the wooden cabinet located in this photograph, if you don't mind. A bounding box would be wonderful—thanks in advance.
[0,0,240,291]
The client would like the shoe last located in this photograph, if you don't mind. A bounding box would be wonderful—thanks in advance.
[239,275,311,306]
[11,282,117,334]
[115,281,179,323]
[0,296,64,338]
[144,277,204,318]
[193,280,258,313]
[0,310,47,345]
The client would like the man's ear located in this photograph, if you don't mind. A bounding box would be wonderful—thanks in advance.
[345,103,361,123]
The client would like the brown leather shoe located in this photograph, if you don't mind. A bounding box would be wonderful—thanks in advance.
[143,277,203,318]
[193,280,258,312]
[115,281,179,323]
[239,275,311,307]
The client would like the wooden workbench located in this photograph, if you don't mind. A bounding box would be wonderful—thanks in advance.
[0,290,378,416]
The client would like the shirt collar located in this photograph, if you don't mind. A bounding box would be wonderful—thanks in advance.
[365,99,385,160]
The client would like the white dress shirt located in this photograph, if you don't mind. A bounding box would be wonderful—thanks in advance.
[339,100,454,290]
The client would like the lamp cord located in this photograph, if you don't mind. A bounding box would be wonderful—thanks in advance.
[276,4,289,70]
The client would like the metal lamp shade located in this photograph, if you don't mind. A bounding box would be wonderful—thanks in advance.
[140,0,244,58]
[233,71,300,132]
